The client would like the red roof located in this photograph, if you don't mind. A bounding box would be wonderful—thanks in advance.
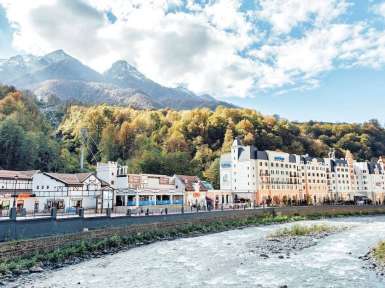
[176,175,207,192]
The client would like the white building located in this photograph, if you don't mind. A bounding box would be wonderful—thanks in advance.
[96,162,183,209]
[33,172,113,213]
[354,159,385,203]
[96,161,127,189]
[0,170,38,213]
[219,137,385,205]
[220,138,330,205]
[174,175,208,208]
[324,157,354,201]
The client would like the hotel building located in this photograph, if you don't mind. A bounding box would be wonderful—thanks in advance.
[354,158,385,203]
[220,138,385,205]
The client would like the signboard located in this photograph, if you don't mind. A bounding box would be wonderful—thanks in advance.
[193,192,201,198]
[221,163,232,168]
[274,156,285,162]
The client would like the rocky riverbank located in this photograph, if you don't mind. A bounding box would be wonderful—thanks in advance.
[0,214,307,285]
[361,241,385,277]
[248,223,348,259]
[0,212,377,286]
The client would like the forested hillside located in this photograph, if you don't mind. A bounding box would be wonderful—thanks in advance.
[0,85,77,172]
[1,85,385,189]
[59,104,385,188]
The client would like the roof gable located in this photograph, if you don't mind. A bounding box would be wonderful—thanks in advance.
[44,172,94,186]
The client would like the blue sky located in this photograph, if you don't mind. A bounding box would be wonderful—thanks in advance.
[0,0,385,123]
[229,67,385,123]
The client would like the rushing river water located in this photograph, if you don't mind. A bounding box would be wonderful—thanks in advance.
[10,216,385,288]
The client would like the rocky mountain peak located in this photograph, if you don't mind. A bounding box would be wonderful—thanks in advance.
[41,49,76,64]
[105,60,145,80]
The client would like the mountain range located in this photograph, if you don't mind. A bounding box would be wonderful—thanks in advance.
[0,50,234,110]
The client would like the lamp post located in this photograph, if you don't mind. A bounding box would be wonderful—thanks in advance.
[181,191,184,214]
[12,175,18,208]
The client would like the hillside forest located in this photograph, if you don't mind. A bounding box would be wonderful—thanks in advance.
[1,85,385,188]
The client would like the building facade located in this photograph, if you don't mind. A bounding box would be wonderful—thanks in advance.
[174,175,208,208]
[0,170,38,213]
[220,138,385,205]
[97,162,184,209]
[354,159,385,203]
[32,172,113,213]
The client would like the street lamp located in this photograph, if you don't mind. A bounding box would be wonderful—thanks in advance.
[12,175,18,208]
[181,192,184,214]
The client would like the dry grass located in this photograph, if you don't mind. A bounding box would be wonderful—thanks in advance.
[269,223,339,238]
[372,241,385,263]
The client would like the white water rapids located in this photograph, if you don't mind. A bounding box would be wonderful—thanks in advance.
[10,216,385,288]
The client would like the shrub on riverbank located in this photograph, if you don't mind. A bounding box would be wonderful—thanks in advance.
[269,223,339,238]
[372,241,385,263]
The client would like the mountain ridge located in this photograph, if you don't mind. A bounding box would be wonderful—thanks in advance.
[0,50,235,110]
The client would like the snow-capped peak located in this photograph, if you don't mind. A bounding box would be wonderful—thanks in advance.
[105,60,146,80]
[41,49,74,64]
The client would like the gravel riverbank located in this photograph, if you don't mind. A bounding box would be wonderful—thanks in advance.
[361,245,385,277]
[248,224,349,260]
[0,215,306,285]
[7,216,385,288]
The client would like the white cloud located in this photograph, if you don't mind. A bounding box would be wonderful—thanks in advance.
[0,0,385,99]
[373,2,385,18]
[256,0,350,34]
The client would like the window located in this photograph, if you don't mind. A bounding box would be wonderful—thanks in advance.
[36,186,39,190]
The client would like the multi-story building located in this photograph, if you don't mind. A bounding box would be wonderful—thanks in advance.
[354,159,385,203]
[324,157,354,201]
[220,137,385,205]
[97,162,184,209]
[221,138,329,205]
[301,157,329,204]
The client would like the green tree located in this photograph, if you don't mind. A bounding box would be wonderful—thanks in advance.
[0,119,34,169]
[203,158,220,189]
[222,124,234,153]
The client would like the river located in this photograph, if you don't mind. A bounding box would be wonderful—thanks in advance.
[10,215,385,288]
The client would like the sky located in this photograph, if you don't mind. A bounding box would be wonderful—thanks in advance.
[0,0,385,123]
